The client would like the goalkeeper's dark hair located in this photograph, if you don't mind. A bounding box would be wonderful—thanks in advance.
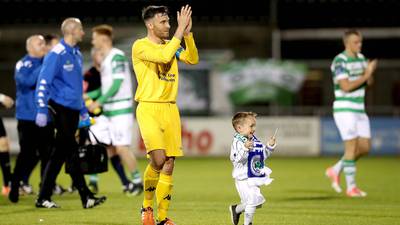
[343,29,361,43]
[232,112,257,131]
[142,5,169,22]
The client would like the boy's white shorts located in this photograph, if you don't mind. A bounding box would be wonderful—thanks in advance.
[235,179,265,207]
[89,114,133,146]
[333,112,371,141]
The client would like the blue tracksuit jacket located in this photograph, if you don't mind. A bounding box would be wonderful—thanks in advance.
[36,39,85,114]
[15,55,43,121]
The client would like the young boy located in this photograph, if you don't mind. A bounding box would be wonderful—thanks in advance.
[229,112,277,225]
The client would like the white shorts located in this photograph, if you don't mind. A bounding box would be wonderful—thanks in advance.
[235,179,265,207]
[333,112,371,141]
[89,114,133,146]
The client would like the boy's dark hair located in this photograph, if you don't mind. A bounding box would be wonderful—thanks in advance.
[343,29,361,43]
[232,112,257,131]
[43,34,59,45]
[142,5,169,21]
[92,24,113,40]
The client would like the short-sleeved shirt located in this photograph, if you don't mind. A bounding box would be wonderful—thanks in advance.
[100,48,133,117]
[330,51,368,113]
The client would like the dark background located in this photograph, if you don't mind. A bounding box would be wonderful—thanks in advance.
[1,0,400,116]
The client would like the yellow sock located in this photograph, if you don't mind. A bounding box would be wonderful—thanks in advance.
[142,164,160,208]
[156,173,173,221]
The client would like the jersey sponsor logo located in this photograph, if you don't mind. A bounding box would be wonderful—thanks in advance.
[155,61,175,81]
[63,60,74,72]
[346,62,364,71]
[157,73,176,82]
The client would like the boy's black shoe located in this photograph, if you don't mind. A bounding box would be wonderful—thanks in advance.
[229,204,241,225]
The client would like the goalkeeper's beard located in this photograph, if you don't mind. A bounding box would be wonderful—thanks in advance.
[155,30,169,40]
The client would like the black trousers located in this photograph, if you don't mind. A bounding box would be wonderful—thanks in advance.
[11,120,54,190]
[0,117,6,137]
[38,100,92,202]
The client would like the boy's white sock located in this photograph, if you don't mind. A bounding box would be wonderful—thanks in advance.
[235,203,245,214]
[244,205,256,225]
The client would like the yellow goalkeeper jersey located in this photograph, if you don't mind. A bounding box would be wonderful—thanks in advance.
[132,33,199,103]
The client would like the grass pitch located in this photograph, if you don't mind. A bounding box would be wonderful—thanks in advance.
[0,157,399,225]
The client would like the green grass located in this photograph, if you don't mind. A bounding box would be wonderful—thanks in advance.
[1,157,400,225]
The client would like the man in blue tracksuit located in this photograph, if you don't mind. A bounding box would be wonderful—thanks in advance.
[35,18,106,209]
[17,33,66,196]
[8,35,55,203]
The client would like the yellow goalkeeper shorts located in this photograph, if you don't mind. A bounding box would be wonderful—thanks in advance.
[136,101,183,157]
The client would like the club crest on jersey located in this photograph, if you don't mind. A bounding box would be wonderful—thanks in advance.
[63,60,74,72]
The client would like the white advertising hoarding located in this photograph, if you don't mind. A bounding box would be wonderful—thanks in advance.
[5,117,320,157]
[132,117,320,157]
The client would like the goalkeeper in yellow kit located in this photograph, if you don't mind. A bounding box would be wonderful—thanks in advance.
[132,5,198,225]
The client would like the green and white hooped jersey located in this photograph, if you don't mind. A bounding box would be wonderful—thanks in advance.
[101,48,133,116]
[330,52,368,113]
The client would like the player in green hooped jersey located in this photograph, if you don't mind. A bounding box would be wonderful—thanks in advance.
[325,29,377,197]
